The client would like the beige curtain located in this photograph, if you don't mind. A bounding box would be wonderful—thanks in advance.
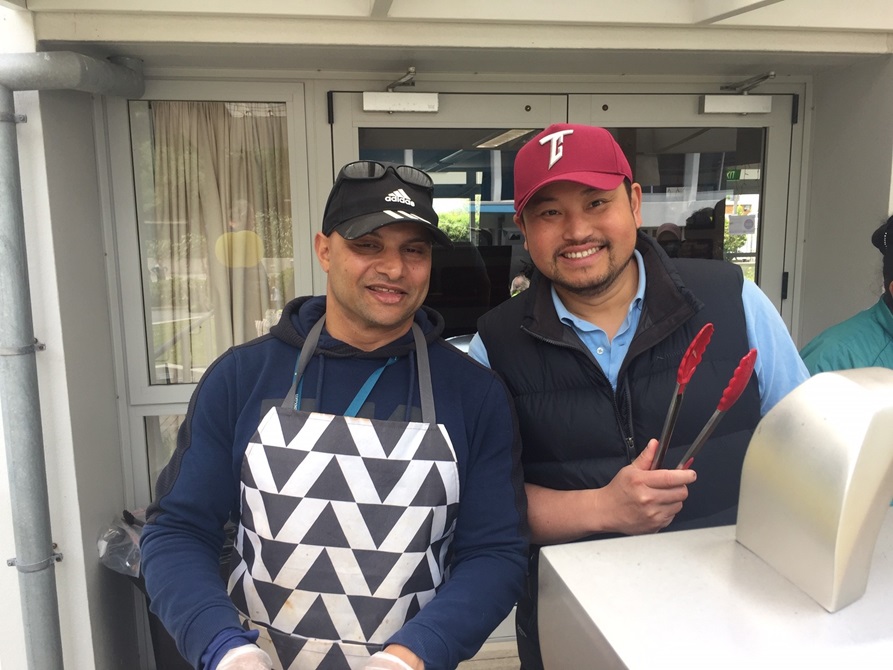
[147,101,292,382]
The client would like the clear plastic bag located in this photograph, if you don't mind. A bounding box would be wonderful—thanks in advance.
[97,509,146,578]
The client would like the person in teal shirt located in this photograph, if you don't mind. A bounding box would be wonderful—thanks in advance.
[801,216,893,373]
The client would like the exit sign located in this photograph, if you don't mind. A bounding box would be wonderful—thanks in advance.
[726,169,741,180]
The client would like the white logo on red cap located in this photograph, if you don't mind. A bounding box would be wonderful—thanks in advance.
[539,129,574,169]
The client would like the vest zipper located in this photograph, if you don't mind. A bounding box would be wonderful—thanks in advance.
[522,325,636,461]
[624,436,636,462]
[607,381,636,463]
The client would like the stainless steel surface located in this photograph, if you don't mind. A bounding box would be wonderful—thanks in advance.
[445,333,473,353]
[736,367,893,612]
[539,509,893,668]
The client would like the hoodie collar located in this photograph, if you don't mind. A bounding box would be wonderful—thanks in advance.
[269,295,445,358]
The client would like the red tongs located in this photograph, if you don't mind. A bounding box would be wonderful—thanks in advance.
[651,323,714,470]
[675,348,758,470]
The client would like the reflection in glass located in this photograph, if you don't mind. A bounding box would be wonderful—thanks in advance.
[626,127,765,281]
[357,125,766,337]
[145,414,185,498]
[130,100,294,385]
[358,127,539,338]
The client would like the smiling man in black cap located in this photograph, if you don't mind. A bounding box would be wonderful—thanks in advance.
[140,161,528,670]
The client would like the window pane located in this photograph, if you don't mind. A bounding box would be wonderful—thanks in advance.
[145,414,185,499]
[130,100,294,385]
[627,127,765,281]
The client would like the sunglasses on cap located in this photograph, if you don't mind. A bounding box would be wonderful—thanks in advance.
[340,160,434,191]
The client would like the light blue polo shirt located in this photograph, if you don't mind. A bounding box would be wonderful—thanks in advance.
[551,251,646,390]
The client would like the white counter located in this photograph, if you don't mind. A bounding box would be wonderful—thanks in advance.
[538,510,893,669]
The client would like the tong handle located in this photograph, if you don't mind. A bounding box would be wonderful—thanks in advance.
[676,409,721,469]
[651,385,682,470]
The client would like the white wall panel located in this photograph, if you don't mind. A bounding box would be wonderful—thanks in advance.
[22,0,893,31]
[800,55,893,344]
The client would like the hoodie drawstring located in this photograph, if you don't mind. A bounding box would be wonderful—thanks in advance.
[404,350,417,422]
[315,356,325,410]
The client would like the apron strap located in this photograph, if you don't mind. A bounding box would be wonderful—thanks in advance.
[282,316,437,424]
[281,315,326,410]
[412,323,436,424]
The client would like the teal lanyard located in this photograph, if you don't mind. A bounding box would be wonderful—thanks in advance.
[294,356,398,417]
[284,316,436,424]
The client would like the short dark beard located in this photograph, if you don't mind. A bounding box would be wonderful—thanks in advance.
[551,248,635,298]
[520,180,638,298]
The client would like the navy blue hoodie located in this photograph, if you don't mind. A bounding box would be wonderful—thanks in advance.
[140,296,528,669]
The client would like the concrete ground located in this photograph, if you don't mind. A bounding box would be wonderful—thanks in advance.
[458,640,520,669]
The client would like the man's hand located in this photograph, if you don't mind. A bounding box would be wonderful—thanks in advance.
[599,439,696,534]
[525,439,697,544]
[215,644,273,670]
[366,646,424,669]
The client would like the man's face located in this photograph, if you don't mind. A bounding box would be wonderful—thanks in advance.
[516,180,642,297]
[315,222,433,349]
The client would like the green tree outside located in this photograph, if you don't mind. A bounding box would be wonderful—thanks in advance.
[437,209,472,242]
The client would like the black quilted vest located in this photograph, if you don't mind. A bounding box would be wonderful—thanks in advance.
[478,233,762,532]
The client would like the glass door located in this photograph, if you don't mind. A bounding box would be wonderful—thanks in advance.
[107,80,310,505]
[331,91,800,336]
[331,93,568,338]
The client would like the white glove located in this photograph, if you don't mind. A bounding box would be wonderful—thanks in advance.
[364,650,416,670]
[216,643,273,670]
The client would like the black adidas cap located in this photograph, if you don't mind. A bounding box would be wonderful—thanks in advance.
[322,161,452,247]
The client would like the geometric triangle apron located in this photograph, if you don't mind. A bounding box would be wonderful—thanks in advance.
[228,316,460,670]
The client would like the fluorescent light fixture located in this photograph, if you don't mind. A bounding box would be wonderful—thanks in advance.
[430,172,467,185]
[700,95,772,114]
[475,129,535,149]
[362,92,439,113]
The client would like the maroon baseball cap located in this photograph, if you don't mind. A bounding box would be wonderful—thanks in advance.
[513,124,633,214]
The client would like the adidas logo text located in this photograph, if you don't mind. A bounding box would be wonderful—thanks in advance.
[385,189,414,207]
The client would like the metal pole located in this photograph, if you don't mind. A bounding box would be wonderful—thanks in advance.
[0,83,64,669]
[0,51,142,670]
[0,52,144,98]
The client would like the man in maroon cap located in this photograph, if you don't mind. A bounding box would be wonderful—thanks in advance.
[468,124,808,670]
